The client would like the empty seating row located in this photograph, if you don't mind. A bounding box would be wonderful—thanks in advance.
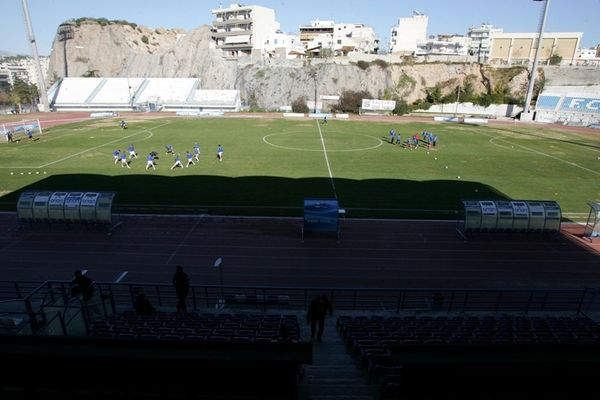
[89,312,300,343]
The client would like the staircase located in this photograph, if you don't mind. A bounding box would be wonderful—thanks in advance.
[299,315,377,400]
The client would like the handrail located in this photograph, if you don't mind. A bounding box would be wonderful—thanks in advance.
[0,280,597,336]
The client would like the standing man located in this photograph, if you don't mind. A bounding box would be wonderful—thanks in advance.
[307,295,333,342]
[113,149,121,164]
[146,153,156,170]
[120,120,127,129]
[216,144,224,162]
[172,265,190,313]
[26,129,33,141]
[389,129,395,144]
[194,142,201,162]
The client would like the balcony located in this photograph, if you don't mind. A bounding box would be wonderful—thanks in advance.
[212,17,253,28]
[212,28,252,38]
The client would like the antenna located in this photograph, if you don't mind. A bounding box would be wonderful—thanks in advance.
[21,0,49,112]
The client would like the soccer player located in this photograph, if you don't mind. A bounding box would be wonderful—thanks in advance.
[120,120,127,129]
[146,153,156,170]
[165,144,174,154]
[171,154,183,170]
[128,144,138,159]
[186,151,195,167]
[120,151,130,168]
[193,142,201,162]
[113,149,121,164]
[27,129,33,141]
[217,144,224,162]
[389,129,395,144]
[323,116,328,124]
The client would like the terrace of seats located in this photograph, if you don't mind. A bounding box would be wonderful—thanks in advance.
[89,77,145,105]
[135,78,199,104]
[338,314,600,399]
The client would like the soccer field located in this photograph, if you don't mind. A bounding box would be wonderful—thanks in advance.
[0,116,599,219]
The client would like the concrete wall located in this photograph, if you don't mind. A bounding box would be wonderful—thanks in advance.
[543,66,600,86]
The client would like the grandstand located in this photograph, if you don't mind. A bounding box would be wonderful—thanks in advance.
[535,85,600,127]
[47,77,241,113]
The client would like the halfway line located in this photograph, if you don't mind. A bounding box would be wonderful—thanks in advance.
[316,119,337,199]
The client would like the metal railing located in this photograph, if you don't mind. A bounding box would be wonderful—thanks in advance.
[0,280,598,336]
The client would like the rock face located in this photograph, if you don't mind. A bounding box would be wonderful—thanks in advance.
[47,20,532,110]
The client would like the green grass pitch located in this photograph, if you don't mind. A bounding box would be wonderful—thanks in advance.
[0,116,598,220]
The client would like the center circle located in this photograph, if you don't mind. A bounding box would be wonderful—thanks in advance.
[262,130,383,152]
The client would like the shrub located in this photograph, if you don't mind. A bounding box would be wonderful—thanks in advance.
[141,35,149,44]
[371,59,389,69]
[336,90,372,113]
[291,96,309,113]
[356,60,369,70]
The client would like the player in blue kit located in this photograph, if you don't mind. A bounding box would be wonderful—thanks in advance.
[113,149,121,164]
[128,144,138,159]
[194,143,201,162]
[120,151,130,168]
[171,154,183,170]
[146,153,156,170]
[186,151,195,167]
[217,144,224,162]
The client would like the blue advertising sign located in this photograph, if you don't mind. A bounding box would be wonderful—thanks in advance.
[560,97,600,113]
[303,199,339,233]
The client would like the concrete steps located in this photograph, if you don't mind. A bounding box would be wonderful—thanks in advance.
[299,315,377,400]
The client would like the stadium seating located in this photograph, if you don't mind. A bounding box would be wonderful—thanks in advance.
[338,314,600,398]
[89,77,144,105]
[136,78,199,104]
[88,311,300,342]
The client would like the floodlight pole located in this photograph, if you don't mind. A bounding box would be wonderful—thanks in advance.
[523,0,550,116]
[21,0,49,112]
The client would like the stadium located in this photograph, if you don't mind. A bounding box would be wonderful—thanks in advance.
[1,106,600,399]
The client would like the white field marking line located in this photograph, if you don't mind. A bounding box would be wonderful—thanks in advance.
[164,217,203,266]
[262,130,383,152]
[482,131,600,177]
[488,137,528,153]
[37,121,171,169]
[316,120,337,199]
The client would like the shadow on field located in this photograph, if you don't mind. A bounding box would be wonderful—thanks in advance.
[0,174,510,218]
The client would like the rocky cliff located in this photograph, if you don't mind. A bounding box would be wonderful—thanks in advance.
[48,19,531,110]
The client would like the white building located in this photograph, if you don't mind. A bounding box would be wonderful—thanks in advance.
[467,23,503,63]
[575,47,600,67]
[389,12,428,55]
[416,35,472,56]
[299,20,378,56]
[211,3,280,58]
[0,56,49,88]
[262,31,305,59]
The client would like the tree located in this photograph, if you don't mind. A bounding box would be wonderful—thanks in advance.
[548,54,562,65]
[9,78,38,113]
[336,90,372,114]
[291,96,309,113]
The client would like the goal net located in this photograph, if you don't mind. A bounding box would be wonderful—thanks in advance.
[2,119,43,140]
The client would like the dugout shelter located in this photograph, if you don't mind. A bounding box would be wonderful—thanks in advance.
[18,190,116,226]
[461,200,561,233]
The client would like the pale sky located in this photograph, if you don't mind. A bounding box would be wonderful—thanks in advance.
[2,0,599,56]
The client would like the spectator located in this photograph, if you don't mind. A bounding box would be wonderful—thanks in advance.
[307,295,333,342]
[134,292,156,314]
[172,265,190,313]
[71,270,94,301]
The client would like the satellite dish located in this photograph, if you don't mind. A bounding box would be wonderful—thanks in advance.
[214,257,222,268]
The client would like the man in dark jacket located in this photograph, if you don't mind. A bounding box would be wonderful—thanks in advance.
[172,265,190,313]
[71,270,94,302]
[307,295,333,342]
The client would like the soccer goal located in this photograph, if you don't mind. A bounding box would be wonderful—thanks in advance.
[2,119,43,141]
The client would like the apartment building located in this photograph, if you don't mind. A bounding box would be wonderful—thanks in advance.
[416,35,472,56]
[299,20,378,56]
[211,3,280,58]
[467,24,503,63]
[0,56,49,88]
[389,12,428,55]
